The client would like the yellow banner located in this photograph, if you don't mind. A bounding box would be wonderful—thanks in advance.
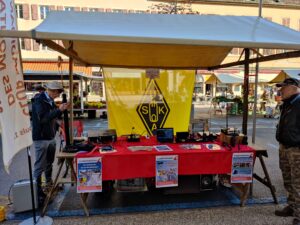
[104,68,195,136]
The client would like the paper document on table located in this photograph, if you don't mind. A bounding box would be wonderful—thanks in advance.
[154,145,173,152]
[180,144,201,150]
[205,144,222,150]
[127,146,153,151]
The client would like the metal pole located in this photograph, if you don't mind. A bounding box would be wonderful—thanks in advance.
[252,0,263,143]
[258,0,263,17]
[80,77,84,113]
[252,54,259,143]
[69,42,74,144]
[242,48,250,135]
[27,147,37,224]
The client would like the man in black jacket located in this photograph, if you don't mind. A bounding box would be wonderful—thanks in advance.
[275,78,300,225]
[32,81,68,205]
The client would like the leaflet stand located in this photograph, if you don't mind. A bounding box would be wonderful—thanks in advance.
[250,147,278,204]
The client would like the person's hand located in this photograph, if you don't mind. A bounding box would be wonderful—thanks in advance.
[59,103,69,111]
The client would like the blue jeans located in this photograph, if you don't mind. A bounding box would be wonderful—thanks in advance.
[33,139,56,183]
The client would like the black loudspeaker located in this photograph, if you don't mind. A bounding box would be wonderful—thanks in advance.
[200,175,217,190]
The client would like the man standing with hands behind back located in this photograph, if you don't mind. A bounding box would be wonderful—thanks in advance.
[31,81,69,206]
[275,78,300,225]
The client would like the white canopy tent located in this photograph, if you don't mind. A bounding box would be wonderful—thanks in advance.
[2,11,300,69]
[1,11,300,139]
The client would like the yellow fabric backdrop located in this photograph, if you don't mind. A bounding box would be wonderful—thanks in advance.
[104,69,195,136]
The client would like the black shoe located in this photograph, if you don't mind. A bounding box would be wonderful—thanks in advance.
[275,206,294,217]
[38,194,46,207]
[37,188,47,207]
[293,218,300,225]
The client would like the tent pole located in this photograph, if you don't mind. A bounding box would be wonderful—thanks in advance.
[69,42,74,144]
[259,0,263,17]
[80,77,84,113]
[252,53,259,143]
[252,0,262,143]
[242,48,250,135]
[27,147,37,224]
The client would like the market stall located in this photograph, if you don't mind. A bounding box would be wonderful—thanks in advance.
[2,11,300,216]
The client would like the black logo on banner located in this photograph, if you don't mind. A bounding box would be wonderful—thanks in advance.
[137,79,170,135]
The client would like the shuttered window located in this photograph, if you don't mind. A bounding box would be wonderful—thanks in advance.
[24,39,31,50]
[15,4,24,18]
[19,39,25,50]
[31,4,38,20]
[40,5,50,19]
[64,7,74,11]
[282,17,290,27]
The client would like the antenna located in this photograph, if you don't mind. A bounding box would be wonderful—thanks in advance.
[62,93,70,146]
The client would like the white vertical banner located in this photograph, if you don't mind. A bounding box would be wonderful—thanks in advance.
[0,0,33,170]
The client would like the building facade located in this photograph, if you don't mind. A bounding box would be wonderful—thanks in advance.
[14,0,300,99]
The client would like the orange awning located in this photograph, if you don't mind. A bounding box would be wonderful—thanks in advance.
[22,61,92,75]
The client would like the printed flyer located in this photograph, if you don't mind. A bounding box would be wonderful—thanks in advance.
[77,157,102,193]
[156,155,178,188]
[231,152,254,183]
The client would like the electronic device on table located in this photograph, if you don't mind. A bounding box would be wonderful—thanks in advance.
[156,128,174,143]
[175,131,190,143]
[88,129,117,144]
[126,127,140,142]
[220,128,248,147]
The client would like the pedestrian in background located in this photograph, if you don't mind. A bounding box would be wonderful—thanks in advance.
[31,81,69,206]
[275,78,300,225]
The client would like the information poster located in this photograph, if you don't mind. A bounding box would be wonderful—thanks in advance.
[231,153,254,183]
[77,157,102,193]
[156,155,178,188]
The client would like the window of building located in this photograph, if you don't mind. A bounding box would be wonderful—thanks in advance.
[112,9,124,13]
[15,4,24,18]
[282,17,290,27]
[41,43,48,51]
[90,81,103,96]
[19,38,25,50]
[263,49,273,55]
[40,5,50,19]
[230,48,239,55]
[234,85,240,92]
[64,7,74,11]
[264,17,272,21]
[89,8,97,12]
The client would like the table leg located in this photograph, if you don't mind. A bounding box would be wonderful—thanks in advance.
[80,193,90,216]
[67,159,76,186]
[68,158,90,216]
[258,155,278,204]
[232,183,250,207]
[42,158,65,216]
[240,183,250,207]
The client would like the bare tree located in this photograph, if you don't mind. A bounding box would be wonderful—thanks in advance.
[149,1,199,14]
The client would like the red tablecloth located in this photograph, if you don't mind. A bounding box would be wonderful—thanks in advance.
[76,137,255,181]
